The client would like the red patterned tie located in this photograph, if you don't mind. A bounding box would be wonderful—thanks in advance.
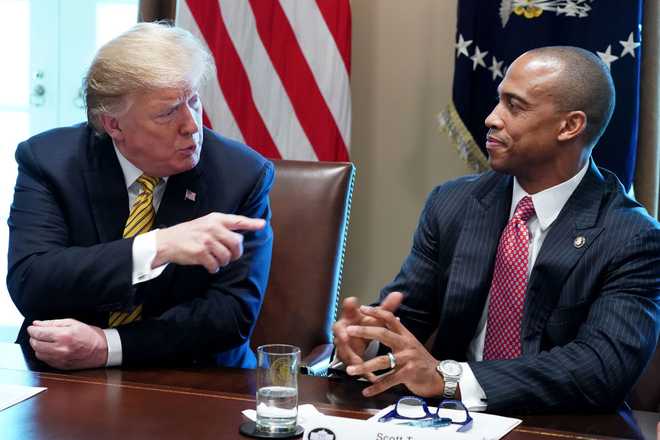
[483,196,536,360]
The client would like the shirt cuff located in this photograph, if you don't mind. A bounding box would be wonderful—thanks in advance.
[132,229,168,284]
[103,328,122,367]
[459,362,487,411]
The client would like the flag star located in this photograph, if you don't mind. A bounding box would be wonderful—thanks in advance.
[455,34,473,59]
[619,32,640,58]
[488,56,504,80]
[597,45,618,69]
[470,46,488,70]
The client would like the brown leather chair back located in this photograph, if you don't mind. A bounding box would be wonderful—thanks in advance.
[629,340,660,411]
[251,160,355,358]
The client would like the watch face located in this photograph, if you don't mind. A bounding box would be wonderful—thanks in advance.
[441,361,462,377]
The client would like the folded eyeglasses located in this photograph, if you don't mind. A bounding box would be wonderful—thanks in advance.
[378,396,473,432]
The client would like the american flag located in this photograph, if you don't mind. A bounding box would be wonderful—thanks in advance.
[176,0,351,161]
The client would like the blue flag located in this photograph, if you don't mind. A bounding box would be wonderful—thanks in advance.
[439,0,643,190]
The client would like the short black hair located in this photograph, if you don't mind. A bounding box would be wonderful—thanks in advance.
[527,46,616,148]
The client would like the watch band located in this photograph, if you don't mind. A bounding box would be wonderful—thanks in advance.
[443,378,459,399]
[437,360,462,399]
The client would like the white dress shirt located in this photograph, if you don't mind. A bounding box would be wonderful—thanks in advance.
[459,161,589,410]
[103,146,170,367]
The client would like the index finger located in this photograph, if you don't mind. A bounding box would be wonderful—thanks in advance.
[33,319,75,327]
[358,306,407,335]
[346,325,402,350]
[27,325,59,342]
[219,214,266,231]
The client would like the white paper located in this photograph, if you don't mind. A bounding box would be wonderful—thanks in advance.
[0,384,47,411]
[243,402,521,440]
[367,404,521,440]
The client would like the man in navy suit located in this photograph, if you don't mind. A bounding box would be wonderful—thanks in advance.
[8,23,273,370]
[333,46,660,412]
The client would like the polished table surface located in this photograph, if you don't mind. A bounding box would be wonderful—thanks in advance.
[0,343,656,439]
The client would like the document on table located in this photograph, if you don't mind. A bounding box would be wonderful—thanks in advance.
[0,384,47,411]
[244,403,521,440]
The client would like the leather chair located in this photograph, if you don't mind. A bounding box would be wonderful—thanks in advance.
[628,340,660,411]
[250,160,355,374]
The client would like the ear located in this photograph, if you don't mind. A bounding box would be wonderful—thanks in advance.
[99,114,124,143]
[557,111,586,142]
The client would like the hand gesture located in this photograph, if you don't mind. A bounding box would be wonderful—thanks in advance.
[332,292,403,379]
[155,213,265,273]
[344,305,445,398]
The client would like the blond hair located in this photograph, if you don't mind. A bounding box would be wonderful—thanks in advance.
[84,22,214,134]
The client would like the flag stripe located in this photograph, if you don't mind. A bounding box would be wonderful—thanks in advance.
[315,0,352,74]
[178,3,245,143]
[178,0,351,162]
[185,0,282,159]
[249,0,348,161]
[219,0,317,160]
[279,0,351,149]
[278,0,351,157]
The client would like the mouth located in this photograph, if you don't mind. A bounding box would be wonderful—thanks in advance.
[485,135,507,150]
[177,144,197,156]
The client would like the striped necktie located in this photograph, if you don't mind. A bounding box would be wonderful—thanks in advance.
[109,174,160,327]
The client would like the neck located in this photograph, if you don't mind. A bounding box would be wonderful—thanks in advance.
[517,155,589,195]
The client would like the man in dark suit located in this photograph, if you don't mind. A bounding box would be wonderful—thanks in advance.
[333,46,660,413]
[8,22,273,370]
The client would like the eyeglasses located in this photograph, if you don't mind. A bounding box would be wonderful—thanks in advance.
[378,396,473,432]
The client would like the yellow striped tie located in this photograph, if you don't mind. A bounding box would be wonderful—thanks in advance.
[109,174,160,327]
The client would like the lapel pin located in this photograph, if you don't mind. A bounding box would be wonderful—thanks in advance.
[573,236,586,248]
[185,189,197,202]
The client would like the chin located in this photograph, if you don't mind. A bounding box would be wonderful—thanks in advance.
[488,157,511,175]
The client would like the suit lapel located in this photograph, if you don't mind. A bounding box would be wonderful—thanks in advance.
[521,161,606,349]
[441,173,513,348]
[83,134,129,242]
[155,164,204,228]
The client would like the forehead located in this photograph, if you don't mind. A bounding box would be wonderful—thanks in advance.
[498,54,563,102]
[132,86,196,107]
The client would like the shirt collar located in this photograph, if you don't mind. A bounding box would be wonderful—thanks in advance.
[112,143,168,189]
[511,161,589,231]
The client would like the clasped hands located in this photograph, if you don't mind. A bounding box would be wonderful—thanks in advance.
[332,292,445,398]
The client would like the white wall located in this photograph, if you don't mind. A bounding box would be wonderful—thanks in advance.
[343,0,472,305]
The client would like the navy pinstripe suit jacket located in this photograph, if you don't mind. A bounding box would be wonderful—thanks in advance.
[381,160,660,413]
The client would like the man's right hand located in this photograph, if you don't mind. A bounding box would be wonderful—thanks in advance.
[154,213,266,273]
[332,291,404,369]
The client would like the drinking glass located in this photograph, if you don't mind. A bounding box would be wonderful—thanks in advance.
[256,344,301,433]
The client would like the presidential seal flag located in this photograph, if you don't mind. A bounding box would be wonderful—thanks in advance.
[176,0,351,161]
[439,0,643,190]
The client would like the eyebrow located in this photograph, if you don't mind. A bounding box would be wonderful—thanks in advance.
[498,87,531,107]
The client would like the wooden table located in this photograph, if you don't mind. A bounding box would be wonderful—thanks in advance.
[0,343,655,439]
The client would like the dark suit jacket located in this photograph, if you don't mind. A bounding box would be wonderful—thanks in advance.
[381,161,660,413]
[8,123,274,368]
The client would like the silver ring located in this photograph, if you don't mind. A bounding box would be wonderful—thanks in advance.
[387,352,397,369]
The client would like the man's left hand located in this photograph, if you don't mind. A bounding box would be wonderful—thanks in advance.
[345,305,444,398]
[27,319,108,370]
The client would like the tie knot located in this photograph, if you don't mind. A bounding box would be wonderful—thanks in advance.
[137,174,160,194]
[513,196,535,222]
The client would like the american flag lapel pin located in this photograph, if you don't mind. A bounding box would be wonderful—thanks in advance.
[185,189,197,202]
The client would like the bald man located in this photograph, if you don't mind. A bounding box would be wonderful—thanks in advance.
[333,46,660,413]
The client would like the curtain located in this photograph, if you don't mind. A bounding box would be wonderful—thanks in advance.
[636,0,659,218]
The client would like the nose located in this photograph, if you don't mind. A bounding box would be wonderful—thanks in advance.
[179,103,200,136]
[485,104,503,130]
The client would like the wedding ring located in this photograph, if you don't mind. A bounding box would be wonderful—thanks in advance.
[387,352,397,369]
